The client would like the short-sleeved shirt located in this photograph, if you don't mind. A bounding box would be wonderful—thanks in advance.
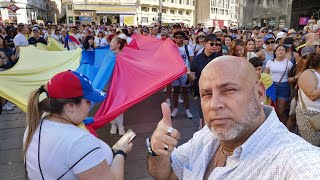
[177,45,194,68]
[24,120,113,180]
[28,36,47,45]
[171,106,320,179]
[190,50,219,80]
[13,33,29,47]
[266,59,293,82]
[0,48,14,69]
[4,35,15,48]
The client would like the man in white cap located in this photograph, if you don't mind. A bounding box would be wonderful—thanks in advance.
[213,27,223,41]
[275,31,286,45]
[287,29,297,37]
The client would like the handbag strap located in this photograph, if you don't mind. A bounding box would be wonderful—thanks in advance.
[276,58,289,89]
[298,89,308,112]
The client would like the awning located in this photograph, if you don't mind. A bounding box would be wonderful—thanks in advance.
[96,11,135,15]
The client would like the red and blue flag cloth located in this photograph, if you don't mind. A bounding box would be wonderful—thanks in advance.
[77,34,186,136]
[64,34,81,50]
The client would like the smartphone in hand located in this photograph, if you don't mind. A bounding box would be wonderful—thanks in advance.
[112,129,136,150]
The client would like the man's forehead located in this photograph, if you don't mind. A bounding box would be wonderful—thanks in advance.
[200,58,247,83]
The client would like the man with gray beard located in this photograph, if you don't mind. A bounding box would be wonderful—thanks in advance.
[146,56,320,179]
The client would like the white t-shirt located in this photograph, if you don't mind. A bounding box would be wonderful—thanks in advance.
[266,59,293,83]
[178,45,194,68]
[50,34,60,42]
[13,33,29,47]
[24,120,113,180]
[94,37,108,47]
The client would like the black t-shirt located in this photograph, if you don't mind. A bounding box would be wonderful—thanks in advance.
[191,51,220,80]
[0,48,14,69]
[28,37,47,45]
[5,35,15,48]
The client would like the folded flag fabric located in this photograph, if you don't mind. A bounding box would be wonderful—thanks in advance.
[90,34,186,130]
[0,46,81,112]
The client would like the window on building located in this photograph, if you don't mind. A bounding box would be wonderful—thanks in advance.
[215,8,218,14]
[152,8,157,13]
[67,4,72,11]
[141,7,149,12]
[162,9,167,13]
[225,10,228,15]
[179,0,182,4]
[171,0,174,3]
[178,10,183,15]
[142,17,148,23]
[220,9,224,15]
[170,10,175,14]
[186,0,189,5]
[186,11,190,15]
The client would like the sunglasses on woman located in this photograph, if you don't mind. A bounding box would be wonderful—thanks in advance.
[265,41,275,45]
[209,43,222,47]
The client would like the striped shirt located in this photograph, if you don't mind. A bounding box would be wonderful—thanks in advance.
[171,106,320,179]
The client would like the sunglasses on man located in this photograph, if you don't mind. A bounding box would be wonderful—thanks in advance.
[315,45,320,48]
[208,42,222,47]
[265,41,275,45]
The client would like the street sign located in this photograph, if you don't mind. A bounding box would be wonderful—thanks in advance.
[7,4,20,12]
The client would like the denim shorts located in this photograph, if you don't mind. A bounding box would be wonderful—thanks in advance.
[171,74,188,87]
[275,81,291,101]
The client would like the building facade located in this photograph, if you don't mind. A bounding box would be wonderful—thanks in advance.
[291,0,320,30]
[138,0,194,26]
[239,0,292,29]
[195,0,239,27]
[0,0,63,24]
[62,0,195,26]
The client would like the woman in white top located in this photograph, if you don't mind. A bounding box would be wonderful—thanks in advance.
[265,45,295,124]
[245,39,257,60]
[296,53,320,146]
[109,36,127,135]
[95,31,108,47]
[192,32,205,56]
[23,70,133,180]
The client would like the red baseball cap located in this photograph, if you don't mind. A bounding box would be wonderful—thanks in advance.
[47,70,105,102]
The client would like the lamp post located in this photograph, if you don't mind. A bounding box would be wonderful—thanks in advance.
[159,0,163,25]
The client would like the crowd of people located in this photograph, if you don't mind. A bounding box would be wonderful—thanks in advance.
[1,19,320,179]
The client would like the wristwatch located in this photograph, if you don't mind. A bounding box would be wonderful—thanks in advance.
[113,149,127,160]
[146,137,158,156]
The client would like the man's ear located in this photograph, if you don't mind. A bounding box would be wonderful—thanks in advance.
[257,81,266,103]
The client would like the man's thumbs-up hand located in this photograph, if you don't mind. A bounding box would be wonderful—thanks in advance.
[151,103,180,156]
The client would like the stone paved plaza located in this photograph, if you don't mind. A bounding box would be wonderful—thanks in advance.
[0,91,200,180]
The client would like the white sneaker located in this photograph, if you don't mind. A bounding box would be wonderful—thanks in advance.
[171,108,178,118]
[185,109,193,119]
[2,104,14,111]
[110,124,117,135]
[165,98,171,107]
[118,126,125,136]
[6,102,16,108]
[178,97,184,104]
